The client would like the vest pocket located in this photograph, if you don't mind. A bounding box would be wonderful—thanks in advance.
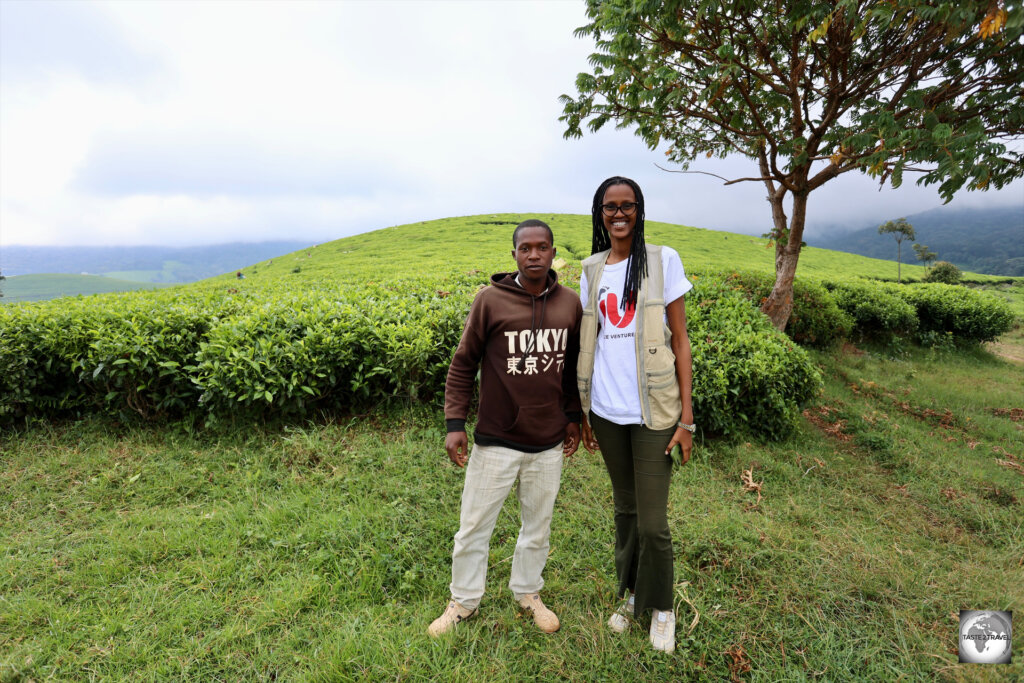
[644,347,681,429]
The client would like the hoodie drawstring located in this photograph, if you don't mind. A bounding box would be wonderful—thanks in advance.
[516,291,548,372]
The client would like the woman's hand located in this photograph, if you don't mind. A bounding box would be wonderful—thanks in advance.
[581,415,599,453]
[665,427,692,465]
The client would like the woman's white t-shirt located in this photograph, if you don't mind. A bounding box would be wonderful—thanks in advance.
[579,246,692,425]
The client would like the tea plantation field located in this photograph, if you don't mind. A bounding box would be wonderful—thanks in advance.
[1,213,1021,681]
[0,273,171,303]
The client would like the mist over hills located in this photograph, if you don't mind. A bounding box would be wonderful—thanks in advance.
[1,241,314,282]
[809,205,1024,276]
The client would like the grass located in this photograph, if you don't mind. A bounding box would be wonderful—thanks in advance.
[2,336,1021,680]
[0,273,171,304]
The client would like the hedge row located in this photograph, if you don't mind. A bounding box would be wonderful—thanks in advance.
[0,277,481,423]
[822,279,1015,344]
[702,270,1014,348]
[1,271,1012,434]
[1,273,822,438]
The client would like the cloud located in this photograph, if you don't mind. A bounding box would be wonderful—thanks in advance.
[0,0,164,86]
[73,131,415,197]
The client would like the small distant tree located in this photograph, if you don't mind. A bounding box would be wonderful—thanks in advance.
[0,268,5,298]
[924,260,962,284]
[878,218,916,282]
[913,243,938,270]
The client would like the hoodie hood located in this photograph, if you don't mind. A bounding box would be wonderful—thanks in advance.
[490,268,560,295]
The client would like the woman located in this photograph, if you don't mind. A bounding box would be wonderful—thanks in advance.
[578,176,694,653]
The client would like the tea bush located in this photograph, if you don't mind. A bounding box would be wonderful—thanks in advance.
[702,269,852,347]
[823,279,918,343]
[192,280,479,419]
[898,283,1015,344]
[687,280,823,438]
[0,288,247,420]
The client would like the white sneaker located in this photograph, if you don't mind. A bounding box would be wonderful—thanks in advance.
[650,609,675,653]
[607,593,635,633]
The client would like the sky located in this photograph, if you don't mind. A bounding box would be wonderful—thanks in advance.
[1,0,1021,248]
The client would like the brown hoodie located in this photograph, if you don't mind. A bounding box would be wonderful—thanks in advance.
[445,270,582,452]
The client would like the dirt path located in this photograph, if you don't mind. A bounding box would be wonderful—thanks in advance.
[988,330,1024,365]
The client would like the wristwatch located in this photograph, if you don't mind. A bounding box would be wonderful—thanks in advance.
[677,421,696,433]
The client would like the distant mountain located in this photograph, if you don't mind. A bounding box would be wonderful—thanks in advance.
[0,241,314,282]
[809,205,1024,276]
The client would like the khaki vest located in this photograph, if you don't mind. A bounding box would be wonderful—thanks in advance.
[577,245,681,430]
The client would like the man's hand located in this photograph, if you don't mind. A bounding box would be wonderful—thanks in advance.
[563,422,581,457]
[581,415,599,453]
[446,431,469,467]
[665,427,693,465]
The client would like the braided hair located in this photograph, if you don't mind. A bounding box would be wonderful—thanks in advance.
[591,176,647,309]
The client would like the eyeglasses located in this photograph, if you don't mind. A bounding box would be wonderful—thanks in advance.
[601,202,638,217]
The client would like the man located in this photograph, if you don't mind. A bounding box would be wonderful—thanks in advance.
[429,219,583,636]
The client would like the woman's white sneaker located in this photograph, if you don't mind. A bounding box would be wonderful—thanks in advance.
[607,593,635,633]
[649,609,675,653]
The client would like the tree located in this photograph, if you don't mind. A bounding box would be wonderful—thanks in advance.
[912,242,938,270]
[560,0,1024,330]
[878,217,916,281]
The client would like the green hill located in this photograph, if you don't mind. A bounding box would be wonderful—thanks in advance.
[0,273,171,303]
[209,213,1013,286]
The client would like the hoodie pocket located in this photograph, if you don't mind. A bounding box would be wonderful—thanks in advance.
[505,401,562,441]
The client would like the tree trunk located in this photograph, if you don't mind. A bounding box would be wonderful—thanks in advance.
[762,191,808,331]
[897,241,902,283]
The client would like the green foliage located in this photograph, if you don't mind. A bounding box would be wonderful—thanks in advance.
[0,289,233,421]
[687,280,822,438]
[192,280,479,420]
[899,283,1016,344]
[878,218,916,282]
[702,269,852,347]
[823,279,919,343]
[923,260,962,284]
[878,218,916,243]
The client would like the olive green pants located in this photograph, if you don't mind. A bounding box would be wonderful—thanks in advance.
[590,412,675,617]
